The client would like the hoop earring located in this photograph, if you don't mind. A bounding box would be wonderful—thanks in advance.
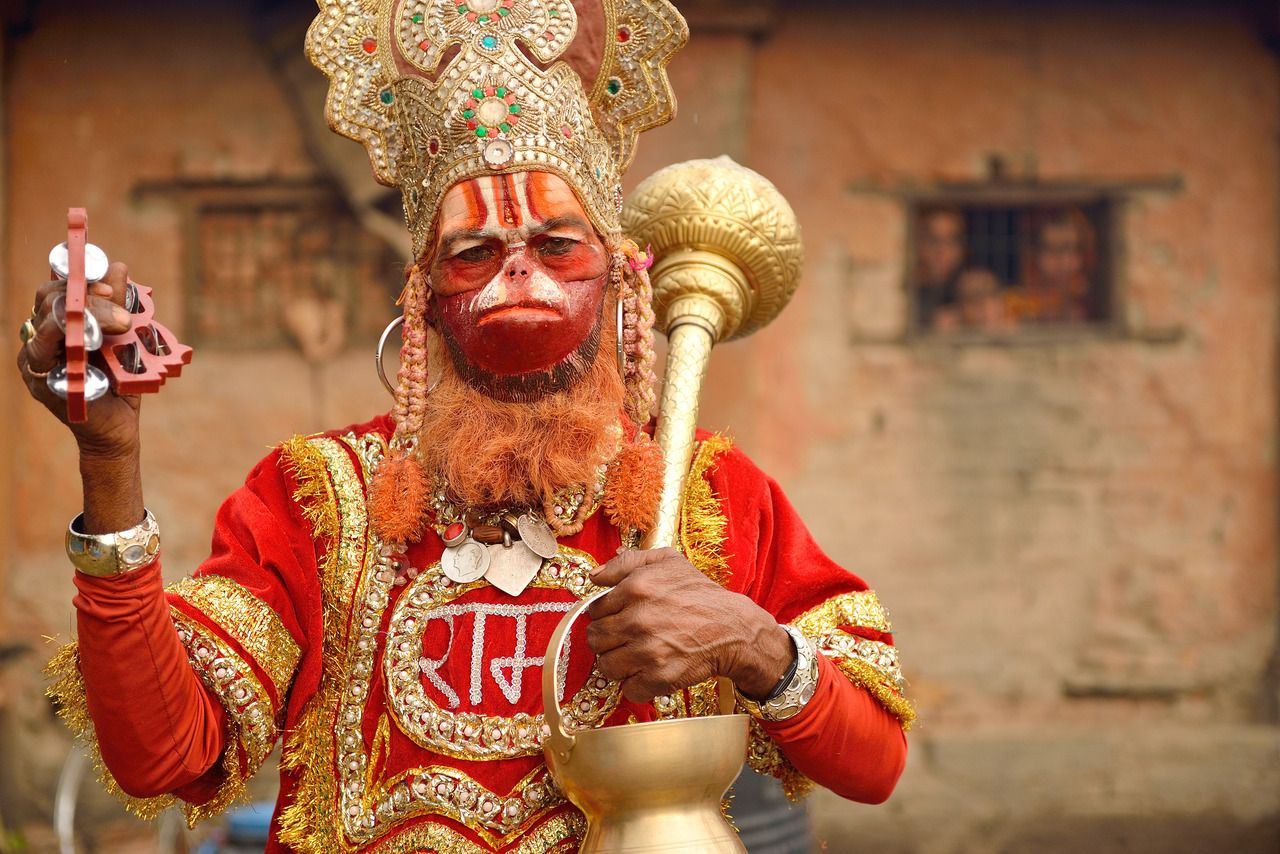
[376,315,404,397]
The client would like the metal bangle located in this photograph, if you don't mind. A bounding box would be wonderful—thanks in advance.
[735,625,820,722]
[65,509,161,577]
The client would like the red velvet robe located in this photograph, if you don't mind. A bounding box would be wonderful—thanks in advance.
[51,415,912,852]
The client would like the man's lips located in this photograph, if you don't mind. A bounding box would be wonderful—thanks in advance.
[476,303,563,327]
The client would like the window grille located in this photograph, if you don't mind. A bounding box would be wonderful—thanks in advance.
[909,197,1113,335]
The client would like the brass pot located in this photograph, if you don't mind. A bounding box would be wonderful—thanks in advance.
[542,592,750,853]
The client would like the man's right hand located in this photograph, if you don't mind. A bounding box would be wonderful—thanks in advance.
[17,261,142,459]
[17,260,147,534]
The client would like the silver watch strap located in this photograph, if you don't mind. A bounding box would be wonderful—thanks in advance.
[736,624,820,722]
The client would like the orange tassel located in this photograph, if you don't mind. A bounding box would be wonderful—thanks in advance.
[603,435,664,534]
[370,447,431,543]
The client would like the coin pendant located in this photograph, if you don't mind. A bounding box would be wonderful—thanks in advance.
[484,540,543,597]
[517,513,558,560]
[441,540,490,583]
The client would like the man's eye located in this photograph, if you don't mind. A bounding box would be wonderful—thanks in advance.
[539,237,576,256]
[456,246,496,262]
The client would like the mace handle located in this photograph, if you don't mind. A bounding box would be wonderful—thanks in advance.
[642,318,716,550]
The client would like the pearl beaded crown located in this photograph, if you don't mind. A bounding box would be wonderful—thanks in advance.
[306,0,688,257]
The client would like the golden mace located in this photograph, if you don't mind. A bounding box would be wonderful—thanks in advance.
[622,156,804,550]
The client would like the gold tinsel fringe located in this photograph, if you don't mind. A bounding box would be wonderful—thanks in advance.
[278,711,343,853]
[280,435,340,570]
[277,436,346,853]
[779,765,817,802]
[680,434,734,585]
[745,717,815,803]
[835,657,917,732]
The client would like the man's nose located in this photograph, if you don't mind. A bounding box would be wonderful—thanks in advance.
[503,249,533,281]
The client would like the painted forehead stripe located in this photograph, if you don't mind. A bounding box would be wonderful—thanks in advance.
[447,173,554,234]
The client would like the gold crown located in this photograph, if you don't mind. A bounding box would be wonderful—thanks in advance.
[307,0,688,258]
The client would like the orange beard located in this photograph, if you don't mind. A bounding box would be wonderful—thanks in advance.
[417,343,625,510]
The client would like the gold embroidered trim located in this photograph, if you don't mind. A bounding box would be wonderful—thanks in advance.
[365,810,586,854]
[833,657,916,732]
[793,590,892,636]
[680,433,734,585]
[821,632,903,693]
[368,764,566,848]
[278,433,372,854]
[170,575,301,702]
[792,591,914,729]
[45,642,177,821]
[171,611,280,824]
[172,612,279,769]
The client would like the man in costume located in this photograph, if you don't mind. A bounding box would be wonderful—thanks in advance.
[18,1,912,851]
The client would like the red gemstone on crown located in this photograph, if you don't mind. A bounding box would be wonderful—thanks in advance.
[362,38,377,54]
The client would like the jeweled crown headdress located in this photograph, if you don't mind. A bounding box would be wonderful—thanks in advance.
[307,0,688,258]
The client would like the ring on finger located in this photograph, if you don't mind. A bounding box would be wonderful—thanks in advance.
[19,319,37,345]
[21,358,52,380]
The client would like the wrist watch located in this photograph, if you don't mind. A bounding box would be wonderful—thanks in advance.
[66,509,161,577]
[736,624,820,722]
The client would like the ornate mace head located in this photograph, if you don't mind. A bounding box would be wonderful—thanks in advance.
[306,0,688,259]
[621,156,804,344]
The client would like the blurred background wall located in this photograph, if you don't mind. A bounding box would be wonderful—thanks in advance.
[1,0,1278,851]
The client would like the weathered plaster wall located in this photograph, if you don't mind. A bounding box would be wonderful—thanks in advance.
[1,1,1277,851]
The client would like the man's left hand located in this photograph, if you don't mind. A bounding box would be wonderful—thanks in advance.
[586,548,795,704]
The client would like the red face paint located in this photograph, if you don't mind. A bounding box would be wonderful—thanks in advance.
[429,172,610,380]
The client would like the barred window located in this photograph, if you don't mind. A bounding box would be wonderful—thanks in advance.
[909,197,1113,335]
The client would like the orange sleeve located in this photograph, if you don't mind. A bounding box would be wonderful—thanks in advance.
[758,655,907,803]
[73,563,229,801]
